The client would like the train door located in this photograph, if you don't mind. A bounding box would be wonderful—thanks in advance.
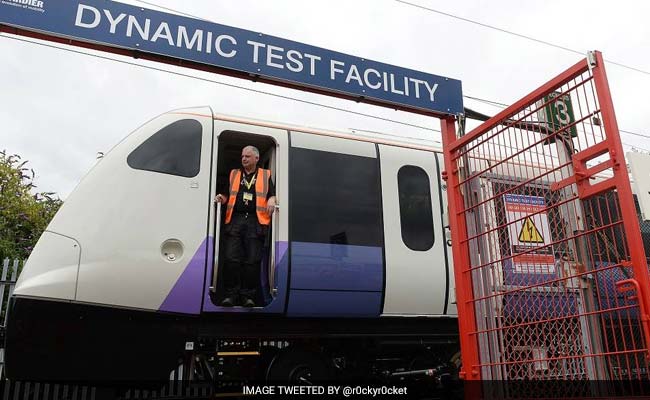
[285,133,384,317]
[202,119,289,313]
[379,145,447,315]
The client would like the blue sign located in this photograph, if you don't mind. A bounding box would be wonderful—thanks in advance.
[0,0,463,115]
[503,194,546,206]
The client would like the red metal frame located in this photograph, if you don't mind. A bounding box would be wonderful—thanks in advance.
[442,116,480,379]
[591,53,650,328]
[442,51,650,388]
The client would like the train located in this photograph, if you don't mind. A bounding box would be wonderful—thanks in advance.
[5,107,461,386]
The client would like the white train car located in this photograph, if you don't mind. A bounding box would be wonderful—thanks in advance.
[5,107,459,383]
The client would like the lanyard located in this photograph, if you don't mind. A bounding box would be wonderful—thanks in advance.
[242,172,256,190]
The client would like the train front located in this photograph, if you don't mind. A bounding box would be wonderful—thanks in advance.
[4,108,215,383]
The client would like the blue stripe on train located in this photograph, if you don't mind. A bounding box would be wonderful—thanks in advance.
[500,259,578,320]
[287,242,383,317]
[501,260,640,320]
[287,289,382,317]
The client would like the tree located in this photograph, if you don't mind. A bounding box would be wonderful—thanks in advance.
[0,150,63,260]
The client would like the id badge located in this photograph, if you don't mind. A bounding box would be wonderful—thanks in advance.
[243,192,253,201]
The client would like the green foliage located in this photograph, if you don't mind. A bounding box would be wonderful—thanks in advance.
[0,150,63,260]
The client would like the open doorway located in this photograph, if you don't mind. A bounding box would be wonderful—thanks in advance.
[210,130,277,308]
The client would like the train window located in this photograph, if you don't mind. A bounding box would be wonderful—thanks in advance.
[127,119,202,177]
[398,165,434,251]
[290,148,383,247]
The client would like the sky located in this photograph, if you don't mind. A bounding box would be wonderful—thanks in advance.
[2,0,650,199]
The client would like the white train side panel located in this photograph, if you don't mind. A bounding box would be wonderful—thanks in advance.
[380,145,446,315]
[15,107,214,311]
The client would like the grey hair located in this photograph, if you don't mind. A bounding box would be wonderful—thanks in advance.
[243,145,260,158]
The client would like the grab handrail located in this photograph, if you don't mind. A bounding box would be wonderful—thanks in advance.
[209,201,222,293]
[269,205,278,298]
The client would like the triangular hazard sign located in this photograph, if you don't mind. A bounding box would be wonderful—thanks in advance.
[518,217,544,243]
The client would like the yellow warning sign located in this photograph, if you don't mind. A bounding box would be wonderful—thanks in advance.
[518,217,544,243]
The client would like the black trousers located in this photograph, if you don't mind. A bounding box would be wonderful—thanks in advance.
[223,213,266,303]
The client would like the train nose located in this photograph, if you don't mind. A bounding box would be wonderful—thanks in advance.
[12,231,80,301]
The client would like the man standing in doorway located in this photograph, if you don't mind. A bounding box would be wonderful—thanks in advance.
[215,146,276,307]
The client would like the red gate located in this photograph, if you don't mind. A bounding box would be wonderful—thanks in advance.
[441,51,650,393]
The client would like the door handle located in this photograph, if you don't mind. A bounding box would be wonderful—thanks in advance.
[444,225,452,247]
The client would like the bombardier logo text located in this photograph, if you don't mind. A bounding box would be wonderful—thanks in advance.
[1,0,45,13]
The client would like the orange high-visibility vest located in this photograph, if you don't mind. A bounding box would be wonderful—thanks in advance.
[225,168,271,225]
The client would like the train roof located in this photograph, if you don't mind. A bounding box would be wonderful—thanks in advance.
[203,111,443,153]
[167,108,621,183]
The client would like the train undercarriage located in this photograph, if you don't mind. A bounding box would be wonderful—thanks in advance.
[6,297,462,398]
[184,335,462,397]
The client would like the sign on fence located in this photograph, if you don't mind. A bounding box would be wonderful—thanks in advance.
[504,194,555,275]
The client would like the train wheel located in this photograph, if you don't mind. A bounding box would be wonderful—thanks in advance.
[256,346,280,380]
[265,348,332,384]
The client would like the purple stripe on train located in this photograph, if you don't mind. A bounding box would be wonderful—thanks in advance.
[159,238,290,314]
[159,238,208,314]
[201,239,289,313]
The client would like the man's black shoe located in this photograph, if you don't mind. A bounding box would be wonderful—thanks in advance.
[221,297,235,307]
[243,298,255,308]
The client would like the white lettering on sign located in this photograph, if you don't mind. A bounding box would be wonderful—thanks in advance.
[247,40,321,75]
[68,4,452,108]
[177,26,203,52]
[389,74,403,95]
[363,68,381,89]
[103,10,126,35]
[424,81,439,102]
[330,60,344,80]
[214,35,237,57]
[327,60,439,102]
[266,45,284,69]
[286,50,303,72]
[76,4,239,57]
[345,65,363,86]
[247,40,265,64]
[151,22,174,46]
[303,54,321,76]
[1,0,44,12]
[126,15,150,40]
[75,5,100,29]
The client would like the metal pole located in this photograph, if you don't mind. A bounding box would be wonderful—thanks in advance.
[209,201,223,293]
[269,206,279,298]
